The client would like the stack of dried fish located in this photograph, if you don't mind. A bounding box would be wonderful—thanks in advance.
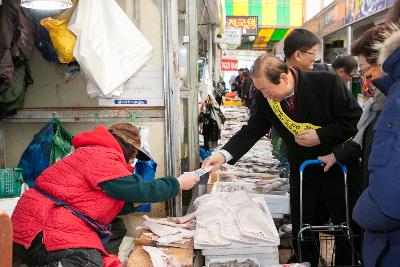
[215,177,289,195]
[217,107,280,175]
[193,192,279,247]
[253,178,289,194]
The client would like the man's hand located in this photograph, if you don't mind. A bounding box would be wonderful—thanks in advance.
[201,152,226,173]
[295,129,321,147]
[317,153,337,172]
[177,173,200,190]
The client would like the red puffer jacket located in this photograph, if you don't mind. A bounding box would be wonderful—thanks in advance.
[12,125,133,267]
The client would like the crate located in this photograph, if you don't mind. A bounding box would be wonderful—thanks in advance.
[0,168,23,198]
[223,99,243,107]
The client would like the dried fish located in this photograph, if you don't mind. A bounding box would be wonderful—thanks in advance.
[143,215,195,230]
[219,217,257,244]
[236,206,278,242]
[194,224,231,246]
[208,258,260,267]
[219,175,241,182]
[222,191,253,208]
[194,194,225,209]
[143,245,181,267]
[156,231,193,245]
[196,207,228,226]
[143,221,182,237]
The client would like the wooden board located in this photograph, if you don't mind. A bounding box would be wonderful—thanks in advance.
[126,230,194,267]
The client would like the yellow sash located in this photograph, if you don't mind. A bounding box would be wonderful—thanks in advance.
[267,99,321,135]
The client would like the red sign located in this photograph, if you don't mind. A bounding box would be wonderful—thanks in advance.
[221,59,238,71]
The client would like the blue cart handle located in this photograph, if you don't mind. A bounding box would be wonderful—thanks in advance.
[299,159,347,174]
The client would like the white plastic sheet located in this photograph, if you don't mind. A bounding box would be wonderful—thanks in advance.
[69,0,154,97]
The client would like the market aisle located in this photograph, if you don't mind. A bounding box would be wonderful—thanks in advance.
[217,106,280,175]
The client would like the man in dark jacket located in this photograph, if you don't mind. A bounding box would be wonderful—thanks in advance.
[203,54,362,266]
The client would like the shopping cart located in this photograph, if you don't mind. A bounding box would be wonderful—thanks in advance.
[296,159,360,266]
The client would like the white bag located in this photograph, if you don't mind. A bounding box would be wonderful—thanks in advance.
[69,0,154,97]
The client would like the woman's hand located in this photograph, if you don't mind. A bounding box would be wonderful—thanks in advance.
[177,173,200,190]
[317,153,337,172]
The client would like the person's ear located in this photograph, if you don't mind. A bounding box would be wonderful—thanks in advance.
[280,73,289,85]
[294,51,302,62]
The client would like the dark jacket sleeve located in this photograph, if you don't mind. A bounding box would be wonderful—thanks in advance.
[332,140,362,164]
[316,75,362,147]
[99,175,180,203]
[222,91,271,164]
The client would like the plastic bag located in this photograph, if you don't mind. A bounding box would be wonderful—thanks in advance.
[51,119,73,163]
[40,1,77,63]
[18,119,73,187]
[69,0,154,97]
[133,127,156,212]
[28,10,60,63]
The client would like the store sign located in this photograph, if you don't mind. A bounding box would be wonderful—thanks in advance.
[221,59,238,71]
[226,16,258,35]
[99,65,164,107]
[345,0,387,24]
[224,27,242,50]
[303,1,345,38]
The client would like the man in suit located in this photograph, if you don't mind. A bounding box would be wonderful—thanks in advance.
[203,54,362,266]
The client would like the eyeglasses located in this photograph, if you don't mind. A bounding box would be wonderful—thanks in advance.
[300,50,319,56]
[359,64,380,76]
[346,70,356,79]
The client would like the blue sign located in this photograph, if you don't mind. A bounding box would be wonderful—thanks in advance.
[113,99,148,105]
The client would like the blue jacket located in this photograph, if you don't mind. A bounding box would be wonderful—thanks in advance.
[353,32,400,267]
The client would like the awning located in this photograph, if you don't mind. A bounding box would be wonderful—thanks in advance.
[225,0,303,28]
[240,28,292,50]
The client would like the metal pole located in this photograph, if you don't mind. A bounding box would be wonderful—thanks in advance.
[347,25,353,90]
[162,0,182,216]
[208,24,213,80]
[320,37,324,63]
[187,0,199,172]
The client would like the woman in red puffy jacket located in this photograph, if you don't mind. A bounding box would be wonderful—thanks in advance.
[12,122,199,267]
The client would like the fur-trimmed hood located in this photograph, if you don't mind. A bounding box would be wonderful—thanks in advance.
[371,23,400,95]
[378,23,400,64]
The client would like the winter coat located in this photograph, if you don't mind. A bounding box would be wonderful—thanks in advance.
[0,0,34,89]
[353,28,400,267]
[12,125,134,266]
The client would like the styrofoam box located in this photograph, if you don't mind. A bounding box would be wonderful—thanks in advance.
[0,197,19,216]
[202,245,278,256]
[205,255,279,267]
[206,257,260,267]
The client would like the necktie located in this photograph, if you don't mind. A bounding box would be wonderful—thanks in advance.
[285,95,295,116]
